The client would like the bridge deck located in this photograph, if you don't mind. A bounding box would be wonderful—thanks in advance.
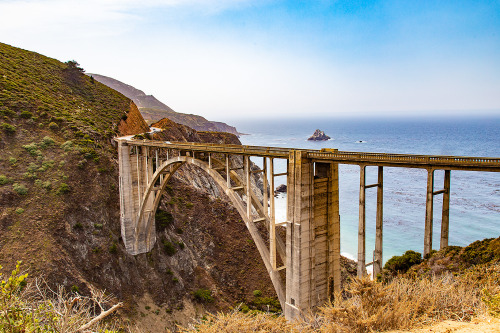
[119,138,500,172]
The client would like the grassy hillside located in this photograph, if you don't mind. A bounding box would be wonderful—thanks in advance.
[0,42,149,276]
[0,42,282,330]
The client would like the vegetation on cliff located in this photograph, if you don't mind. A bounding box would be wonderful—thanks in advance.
[0,42,280,330]
[181,238,500,333]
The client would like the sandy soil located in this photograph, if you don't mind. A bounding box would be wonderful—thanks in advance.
[387,316,500,333]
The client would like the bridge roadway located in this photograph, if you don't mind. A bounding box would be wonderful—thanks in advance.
[117,137,500,320]
[132,140,500,172]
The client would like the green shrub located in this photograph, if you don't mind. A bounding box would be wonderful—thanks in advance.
[40,136,55,149]
[73,222,83,230]
[162,240,176,256]
[0,107,16,118]
[60,140,74,151]
[193,289,213,303]
[27,162,38,172]
[156,210,173,231]
[20,111,33,119]
[15,208,24,214]
[79,147,98,160]
[461,238,500,265]
[175,227,184,235]
[251,296,282,312]
[1,122,16,134]
[13,183,28,195]
[0,175,11,185]
[48,122,58,131]
[22,142,41,156]
[240,304,250,313]
[384,250,422,275]
[94,223,103,229]
[8,157,17,165]
[253,290,263,297]
[56,183,70,195]
[23,172,37,180]
[109,242,118,254]
[177,241,185,249]
[39,160,55,171]
[71,285,80,294]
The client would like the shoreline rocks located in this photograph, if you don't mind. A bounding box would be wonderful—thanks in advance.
[308,129,331,141]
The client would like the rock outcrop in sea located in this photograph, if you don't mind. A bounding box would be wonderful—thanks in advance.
[308,129,331,141]
[274,184,287,196]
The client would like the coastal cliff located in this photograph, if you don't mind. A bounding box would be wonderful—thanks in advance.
[89,74,240,136]
[0,42,274,330]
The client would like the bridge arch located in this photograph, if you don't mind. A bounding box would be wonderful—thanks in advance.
[118,140,343,320]
[134,155,286,307]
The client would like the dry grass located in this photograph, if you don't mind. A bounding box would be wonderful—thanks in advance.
[182,263,500,333]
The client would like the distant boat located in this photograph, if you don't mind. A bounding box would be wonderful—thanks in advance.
[356,140,366,143]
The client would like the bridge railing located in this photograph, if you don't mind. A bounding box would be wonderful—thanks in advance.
[122,138,500,170]
[307,151,500,169]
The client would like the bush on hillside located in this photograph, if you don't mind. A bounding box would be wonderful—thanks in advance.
[12,183,28,195]
[193,289,213,303]
[1,122,16,134]
[156,210,174,231]
[0,175,11,185]
[162,240,176,256]
[56,183,70,195]
[20,111,33,119]
[383,250,422,276]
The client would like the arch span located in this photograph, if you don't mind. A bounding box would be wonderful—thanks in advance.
[118,140,342,320]
[132,155,286,307]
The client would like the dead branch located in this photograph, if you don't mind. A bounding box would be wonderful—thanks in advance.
[77,302,123,332]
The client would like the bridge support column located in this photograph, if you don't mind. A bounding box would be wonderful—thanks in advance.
[424,169,435,257]
[358,166,366,277]
[440,170,451,249]
[373,166,383,277]
[358,166,384,277]
[285,151,340,320]
[117,140,156,255]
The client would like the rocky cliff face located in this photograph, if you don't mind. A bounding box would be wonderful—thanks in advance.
[118,102,150,135]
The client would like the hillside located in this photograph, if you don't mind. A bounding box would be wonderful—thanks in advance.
[89,73,240,135]
[0,42,278,330]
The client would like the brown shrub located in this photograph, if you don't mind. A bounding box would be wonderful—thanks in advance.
[182,263,500,333]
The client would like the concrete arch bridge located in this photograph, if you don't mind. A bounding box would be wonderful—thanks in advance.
[116,138,500,320]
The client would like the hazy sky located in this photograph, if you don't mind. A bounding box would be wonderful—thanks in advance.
[1,0,499,120]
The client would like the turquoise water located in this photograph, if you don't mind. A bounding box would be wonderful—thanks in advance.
[230,116,500,263]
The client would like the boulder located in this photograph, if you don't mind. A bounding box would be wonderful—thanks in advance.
[275,184,287,195]
[308,129,331,141]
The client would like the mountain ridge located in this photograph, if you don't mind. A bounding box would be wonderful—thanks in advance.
[89,73,240,136]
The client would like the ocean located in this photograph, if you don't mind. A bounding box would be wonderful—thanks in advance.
[229,116,500,264]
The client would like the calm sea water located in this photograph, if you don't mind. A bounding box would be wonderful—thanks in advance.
[229,116,500,264]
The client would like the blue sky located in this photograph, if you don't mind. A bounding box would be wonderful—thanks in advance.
[0,0,499,120]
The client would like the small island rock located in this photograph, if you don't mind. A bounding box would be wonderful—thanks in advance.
[308,129,331,141]
[275,184,287,193]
